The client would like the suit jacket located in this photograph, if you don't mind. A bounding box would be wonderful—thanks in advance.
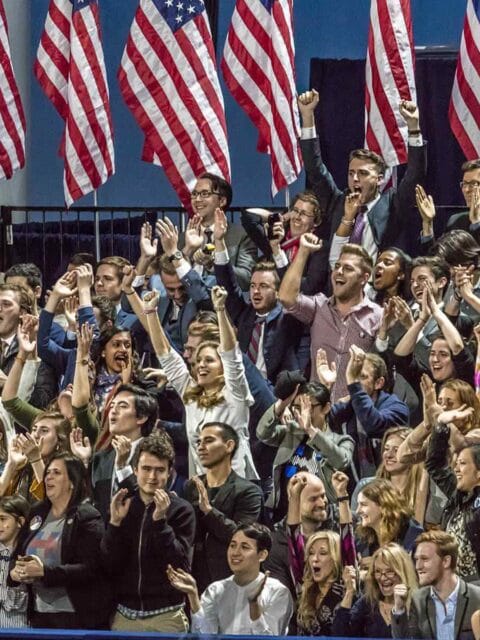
[91,448,137,523]
[391,578,480,639]
[300,137,427,250]
[214,260,303,383]
[179,222,257,291]
[184,470,263,592]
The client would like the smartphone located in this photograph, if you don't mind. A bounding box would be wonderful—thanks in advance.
[267,212,282,239]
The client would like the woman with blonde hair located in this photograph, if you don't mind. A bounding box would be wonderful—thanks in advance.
[356,478,423,557]
[333,543,417,637]
[296,531,344,636]
[131,285,257,479]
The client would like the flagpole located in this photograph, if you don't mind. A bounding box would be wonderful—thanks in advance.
[285,186,290,209]
[93,189,100,261]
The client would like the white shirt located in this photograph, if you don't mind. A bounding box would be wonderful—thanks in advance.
[191,573,293,636]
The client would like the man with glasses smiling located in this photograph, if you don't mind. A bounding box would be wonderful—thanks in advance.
[179,172,257,291]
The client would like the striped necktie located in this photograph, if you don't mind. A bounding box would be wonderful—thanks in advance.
[247,316,265,364]
[350,205,368,245]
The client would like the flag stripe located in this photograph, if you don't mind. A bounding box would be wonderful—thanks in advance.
[222,0,302,196]
[0,0,26,180]
[118,0,230,210]
[34,0,115,206]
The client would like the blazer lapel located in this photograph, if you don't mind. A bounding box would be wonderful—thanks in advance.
[454,579,468,640]
[426,592,437,639]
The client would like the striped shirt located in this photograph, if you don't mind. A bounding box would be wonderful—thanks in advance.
[0,545,28,628]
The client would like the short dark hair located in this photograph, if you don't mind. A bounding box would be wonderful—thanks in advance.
[5,263,42,291]
[411,256,450,283]
[198,172,233,209]
[191,310,218,326]
[132,432,175,469]
[232,523,272,553]
[364,353,388,382]
[158,253,177,276]
[252,261,280,289]
[44,453,87,508]
[201,421,239,457]
[432,230,480,267]
[92,295,116,327]
[298,381,331,407]
[114,384,158,436]
[349,148,386,175]
[462,159,480,173]
[0,494,30,521]
[68,252,97,271]
[462,444,480,471]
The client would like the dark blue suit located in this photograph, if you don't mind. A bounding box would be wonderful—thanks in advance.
[301,137,427,249]
[214,260,303,383]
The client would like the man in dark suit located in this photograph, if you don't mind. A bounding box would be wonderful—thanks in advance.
[184,422,263,593]
[392,530,480,639]
[297,89,427,263]
[179,172,257,291]
[213,209,303,384]
[91,383,158,521]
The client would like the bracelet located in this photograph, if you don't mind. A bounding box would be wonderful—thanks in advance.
[29,457,41,464]
[337,495,350,502]
[76,358,89,366]
[408,129,421,135]
[15,357,26,365]
[124,290,135,296]
[341,218,355,227]
[143,309,157,315]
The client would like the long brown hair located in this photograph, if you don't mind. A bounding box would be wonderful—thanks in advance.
[356,479,412,547]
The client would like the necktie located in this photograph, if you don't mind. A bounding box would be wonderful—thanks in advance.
[0,341,4,370]
[349,205,368,245]
[247,316,265,364]
[204,228,213,245]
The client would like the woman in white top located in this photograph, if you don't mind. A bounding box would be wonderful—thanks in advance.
[167,523,293,635]
[141,286,257,479]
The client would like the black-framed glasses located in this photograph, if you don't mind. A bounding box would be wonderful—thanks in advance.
[190,190,220,200]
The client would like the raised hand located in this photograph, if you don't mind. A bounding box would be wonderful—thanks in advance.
[140,222,158,258]
[167,565,198,595]
[75,264,94,291]
[211,285,228,311]
[112,435,132,470]
[52,271,78,299]
[437,404,474,426]
[143,367,168,388]
[469,186,480,224]
[8,437,27,469]
[213,207,228,242]
[415,185,436,224]
[121,264,137,294]
[110,488,132,526]
[316,348,337,389]
[420,373,441,428]
[332,470,349,499]
[399,100,419,130]
[393,583,409,612]
[344,191,362,220]
[247,570,270,603]
[299,232,322,254]
[346,345,365,384]
[191,476,212,514]
[155,218,179,256]
[17,433,42,463]
[287,473,307,501]
[292,394,314,436]
[297,89,320,122]
[64,295,79,332]
[392,296,414,330]
[152,489,171,521]
[342,565,357,594]
[184,215,203,256]
[76,322,94,360]
[69,428,92,466]
[418,285,432,322]
[143,289,160,314]
[17,321,37,356]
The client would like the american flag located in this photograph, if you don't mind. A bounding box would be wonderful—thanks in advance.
[449,0,480,159]
[365,0,416,168]
[221,0,302,196]
[118,0,230,209]
[0,0,26,180]
[34,0,115,207]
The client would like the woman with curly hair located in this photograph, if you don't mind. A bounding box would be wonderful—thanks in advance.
[356,478,423,558]
[136,285,257,479]
[296,531,344,636]
[332,543,417,638]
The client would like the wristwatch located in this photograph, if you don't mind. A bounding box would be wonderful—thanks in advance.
[167,250,183,262]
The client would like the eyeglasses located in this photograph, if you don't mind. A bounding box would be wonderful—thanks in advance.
[190,190,220,200]
[374,569,397,580]
[460,180,480,190]
[291,206,314,219]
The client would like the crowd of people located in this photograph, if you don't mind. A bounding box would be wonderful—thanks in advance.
[1,89,480,638]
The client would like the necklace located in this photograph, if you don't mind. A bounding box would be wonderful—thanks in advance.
[379,601,393,625]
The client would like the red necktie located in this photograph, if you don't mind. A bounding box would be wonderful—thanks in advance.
[247,317,265,364]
